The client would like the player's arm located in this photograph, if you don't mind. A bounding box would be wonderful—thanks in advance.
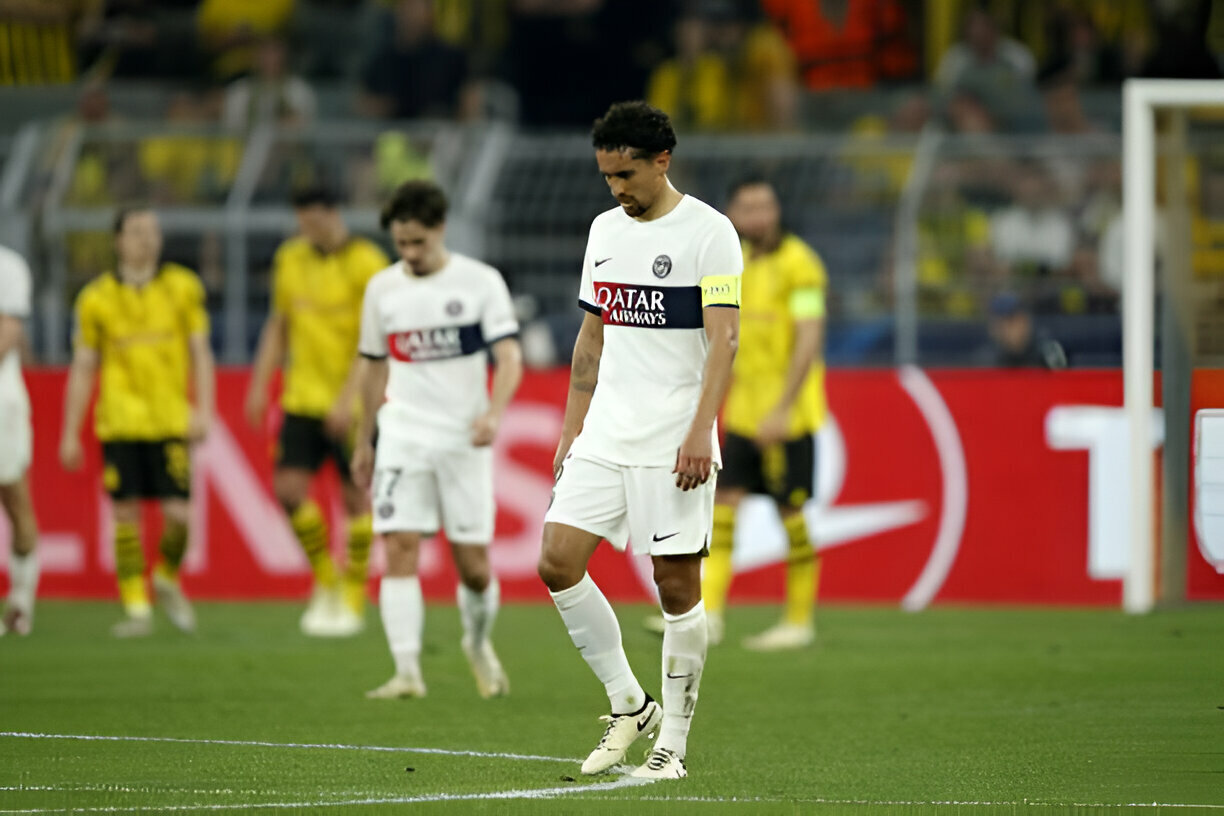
[350,278,388,490]
[554,311,603,475]
[245,312,286,430]
[188,330,216,443]
[0,313,23,360]
[472,336,523,447]
[59,344,98,471]
[676,299,739,491]
[349,354,387,491]
[757,305,823,447]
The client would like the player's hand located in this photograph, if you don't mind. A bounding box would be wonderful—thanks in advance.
[187,411,212,444]
[470,411,500,447]
[350,442,375,491]
[59,435,84,471]
[755,407,790,448]
[244,390,266,431]
[553,433,576,477]
[674,427,713,491]
[323,402,353,440]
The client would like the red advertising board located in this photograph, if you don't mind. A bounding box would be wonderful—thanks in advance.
[6,367,1223,605]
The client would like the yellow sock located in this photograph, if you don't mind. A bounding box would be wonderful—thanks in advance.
[342,514,373,614]
[115,521,150,616]
[156,522,189,581]
[783,512,819,627]
[291,501,337,588]
[701,503,736,615]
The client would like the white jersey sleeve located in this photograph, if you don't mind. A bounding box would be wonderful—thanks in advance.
[480,269,520,344]
[698,216,744,289]
[358,268,390,358]
[578,226,597,314]
[0,246,32,318]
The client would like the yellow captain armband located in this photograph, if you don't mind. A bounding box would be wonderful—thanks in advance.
[700,274,741,308]
[789,287,825,319]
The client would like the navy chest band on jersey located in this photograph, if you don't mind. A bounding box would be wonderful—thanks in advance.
[387,322,484,362]
[582,282,703,329]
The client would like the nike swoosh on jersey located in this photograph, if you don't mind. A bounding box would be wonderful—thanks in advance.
[594,257,613,267]
[652,532,679,542]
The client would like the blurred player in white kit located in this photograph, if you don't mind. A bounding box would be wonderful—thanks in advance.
[537,101,742,779]
[350,179,523,700]
[0,244,39,636]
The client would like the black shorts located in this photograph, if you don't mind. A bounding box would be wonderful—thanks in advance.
[276,413,352,479]
[102,439,191,500]
[719,432,817,509]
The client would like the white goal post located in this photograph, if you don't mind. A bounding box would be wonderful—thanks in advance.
[1122,80,1224,614]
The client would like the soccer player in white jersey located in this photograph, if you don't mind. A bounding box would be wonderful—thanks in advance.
[350,180,523,700]
[0,244,39,636]
[537,101,742,779]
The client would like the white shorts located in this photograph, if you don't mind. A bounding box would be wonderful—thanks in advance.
[370,438,494,544]
[0,397,31,485]
[544,454,717,557]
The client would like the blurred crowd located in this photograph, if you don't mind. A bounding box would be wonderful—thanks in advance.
[4,0,1224,349]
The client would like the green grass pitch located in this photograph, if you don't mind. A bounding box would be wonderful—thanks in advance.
[1,600,1222,815]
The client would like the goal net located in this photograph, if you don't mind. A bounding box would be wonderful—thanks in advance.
[1123,80,1224,613]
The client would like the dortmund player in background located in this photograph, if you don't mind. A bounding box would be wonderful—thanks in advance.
[245,186,390,637]
[706,177,827,651]
[59,206,215,637]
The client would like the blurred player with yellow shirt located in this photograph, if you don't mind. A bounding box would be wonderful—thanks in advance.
[245,187,390,637]
[59,206,216,637]
[706,177,827,651]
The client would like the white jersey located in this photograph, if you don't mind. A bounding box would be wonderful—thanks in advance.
[359,253,519,449]
[570,195,743,467]
[0,244,31,405]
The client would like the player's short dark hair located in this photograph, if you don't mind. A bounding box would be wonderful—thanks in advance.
[727,173,774,202]
[113,203,153,234]
[591,101,677,160]
[290,185,341,209]
[380,180,448,230]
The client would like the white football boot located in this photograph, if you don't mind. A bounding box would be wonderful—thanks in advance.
[110,613,153,638]
[462,636,510,698]
[365,673,427,699]
[741,621,815,652]
[631,747,687,779]
[153,571,197,633]
[580,698,663,775]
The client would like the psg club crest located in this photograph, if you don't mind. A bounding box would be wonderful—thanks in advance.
[652,254,672,279]
[446,299,464,316]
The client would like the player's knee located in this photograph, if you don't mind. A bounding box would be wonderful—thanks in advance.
[537,549,578,593]
[653,567,700,615]
[112,501,141,525]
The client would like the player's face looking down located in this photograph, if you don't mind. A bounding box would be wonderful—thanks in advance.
[115,211,163,270]
[727,182,781,247]
[390,218,447,277]
[596,148,671,219]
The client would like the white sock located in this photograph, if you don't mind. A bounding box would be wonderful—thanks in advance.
[8,551,39,612]
[550,573,647,714]
[656,600,708,758]
[457,577,500,646]
[379,576,423,679]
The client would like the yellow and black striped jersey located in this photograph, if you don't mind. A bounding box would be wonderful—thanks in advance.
[271,236,389,418]
[723,233,828,438]
[74,264,209,441]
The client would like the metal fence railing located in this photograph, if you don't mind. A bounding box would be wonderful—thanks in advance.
[5,116,1150,368]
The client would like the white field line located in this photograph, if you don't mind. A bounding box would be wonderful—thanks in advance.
[0,732,575,764]
[0,777,652,814]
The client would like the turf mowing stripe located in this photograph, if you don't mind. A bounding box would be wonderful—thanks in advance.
[0,732,576,764]
[606,795,1224,809]
[0,777,651,813]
